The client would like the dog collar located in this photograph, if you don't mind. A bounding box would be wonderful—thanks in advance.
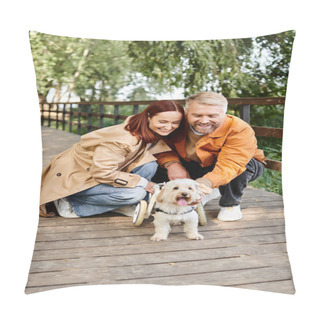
[155,206,196,215]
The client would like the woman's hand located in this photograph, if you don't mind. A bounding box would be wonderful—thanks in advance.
[145,181,156,194]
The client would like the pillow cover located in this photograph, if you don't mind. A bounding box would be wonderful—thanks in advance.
[25,30,295,295]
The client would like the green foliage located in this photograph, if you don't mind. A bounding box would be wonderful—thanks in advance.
[29,32,132,101]
[127,39,254,97]
[30,30,295,102]
[250,169,282,195]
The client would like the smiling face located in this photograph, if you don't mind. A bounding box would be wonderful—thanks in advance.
[156,179,212,208]
[186,101,225,135]
[148,111,182,136]
[157,179,199,206]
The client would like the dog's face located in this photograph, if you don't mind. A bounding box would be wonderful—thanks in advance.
[156,179,211,206]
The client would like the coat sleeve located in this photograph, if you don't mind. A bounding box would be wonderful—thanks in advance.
[203,126,257,188]
[90,142,141,188]
[155,150,181,167]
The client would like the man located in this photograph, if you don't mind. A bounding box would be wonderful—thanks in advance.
[153,91,266,221]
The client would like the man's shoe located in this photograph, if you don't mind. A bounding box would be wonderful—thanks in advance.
[195,203,207,226]
[54,198,79,218]
[201,188,220,206]
[217,205,243,221]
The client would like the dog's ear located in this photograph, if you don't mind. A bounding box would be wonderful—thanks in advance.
[156,187,166,202]
[196,183,212,196]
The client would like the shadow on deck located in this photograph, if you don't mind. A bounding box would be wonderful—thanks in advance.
[25,127,295,294]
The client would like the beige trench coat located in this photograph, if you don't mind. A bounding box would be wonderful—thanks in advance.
[39,118,171,216]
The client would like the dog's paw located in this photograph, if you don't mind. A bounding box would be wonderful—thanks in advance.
[187,233,204,240]
[151,234,167,241]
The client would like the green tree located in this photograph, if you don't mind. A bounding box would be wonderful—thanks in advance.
[127,38,254,97]
[29,32,132,102]
[127,31,295,100]
[30,30,294,104]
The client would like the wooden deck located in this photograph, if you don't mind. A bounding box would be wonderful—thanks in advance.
[25,127,295,294]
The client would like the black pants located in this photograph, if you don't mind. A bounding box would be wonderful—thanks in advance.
[152,158,265,207]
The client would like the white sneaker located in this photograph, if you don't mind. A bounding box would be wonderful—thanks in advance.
[201,188,220,205]
[54,198,79,218]
[217,205,243,221]
[112,205,137,217]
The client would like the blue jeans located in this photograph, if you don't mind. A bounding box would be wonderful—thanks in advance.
[68,161,158,217]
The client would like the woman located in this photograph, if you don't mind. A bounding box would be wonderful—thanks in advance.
[39,100,187,225]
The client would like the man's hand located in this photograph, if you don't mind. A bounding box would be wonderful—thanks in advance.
[167,162,190,180]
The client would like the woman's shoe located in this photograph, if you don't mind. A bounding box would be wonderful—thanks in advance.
[54,198,79,218]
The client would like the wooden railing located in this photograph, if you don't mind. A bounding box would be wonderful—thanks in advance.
[40,97,284,171]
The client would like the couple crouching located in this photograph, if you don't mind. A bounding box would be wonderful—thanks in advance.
[40,92,265,224]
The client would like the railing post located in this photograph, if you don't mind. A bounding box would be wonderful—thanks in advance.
[114,105,119,124]
[62,104,66,131]
[99,105,104,128]
[77,105,81,135]
[41,103,44,126]
[55,103,59,129]
[240,104,251,124]
[87,105,92,132]
[48,103,52,127]
[69,104,73,133]
[133,105,139,114]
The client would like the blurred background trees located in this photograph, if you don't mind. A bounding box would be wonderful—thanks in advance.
[30,30,294,102]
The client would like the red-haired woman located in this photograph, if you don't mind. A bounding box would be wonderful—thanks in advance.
[39,100,187,225]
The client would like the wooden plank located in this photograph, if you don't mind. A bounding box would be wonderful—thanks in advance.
[252,126,283,138]
[33,229,287,251]
[31,241,288,263]
[36,217,285,234]
[36,210,285,230]
[240,105,250,124]
[265,159,282,171]
[35,207,285,231]
[115,266,293,291]
[227,96,285,106]
[34,223,286,242]
[44,97,285,106]
[29,244,290,274]
[26,259,293,294]
[28,252,290,281]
